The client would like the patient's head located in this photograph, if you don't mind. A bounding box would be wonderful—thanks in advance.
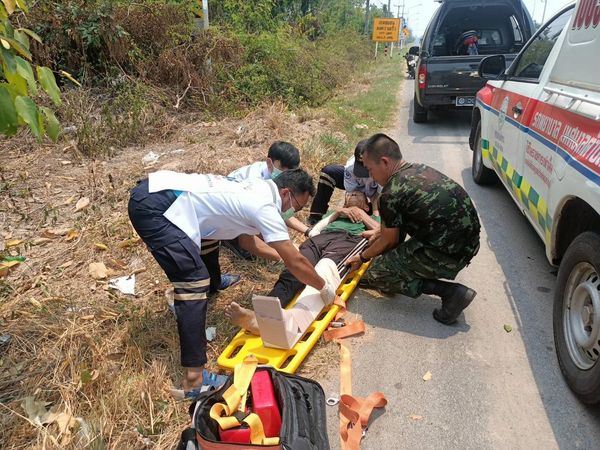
[344,191,369,211]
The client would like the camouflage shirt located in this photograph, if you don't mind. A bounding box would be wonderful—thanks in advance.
[380,163,480,254]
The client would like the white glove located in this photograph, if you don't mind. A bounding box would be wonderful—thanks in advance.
[319,280,337,306]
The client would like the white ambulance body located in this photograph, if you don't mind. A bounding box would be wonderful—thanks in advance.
[469,0,600,404]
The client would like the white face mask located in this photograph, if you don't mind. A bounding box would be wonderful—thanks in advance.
[280,192,295,220]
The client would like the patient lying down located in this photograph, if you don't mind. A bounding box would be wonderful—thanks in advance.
[225,192,381,335]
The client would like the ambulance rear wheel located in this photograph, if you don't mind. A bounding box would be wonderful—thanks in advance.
[554,232,600,405]
[471,122,496,185]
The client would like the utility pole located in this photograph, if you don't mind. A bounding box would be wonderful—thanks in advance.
[388,0,392,18]
[364,0,371,35]
[541,0,548,24]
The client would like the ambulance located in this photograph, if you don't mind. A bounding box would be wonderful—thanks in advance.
[469,0,600,403]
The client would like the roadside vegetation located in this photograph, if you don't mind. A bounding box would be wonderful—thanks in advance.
[1,1,405,448]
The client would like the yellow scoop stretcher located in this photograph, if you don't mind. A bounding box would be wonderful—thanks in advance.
[218,243,371,374]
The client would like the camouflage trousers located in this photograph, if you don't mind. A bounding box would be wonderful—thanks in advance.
[365,237,479,298]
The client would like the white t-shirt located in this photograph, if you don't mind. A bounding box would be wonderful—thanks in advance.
[343,156,381,199]
[228,161,271,181]
[148,171,289,248]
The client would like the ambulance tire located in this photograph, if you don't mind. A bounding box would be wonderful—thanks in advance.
[553,232,600,405]
[471,122,496,185]
[413,94,428,123]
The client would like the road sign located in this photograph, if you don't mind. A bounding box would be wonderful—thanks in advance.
[372,18,401,42]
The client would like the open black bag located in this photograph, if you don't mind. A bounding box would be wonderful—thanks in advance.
[178,367,330,450]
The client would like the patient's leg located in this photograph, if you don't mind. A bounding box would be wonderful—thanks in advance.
[269,232,363,308]
[225,302,260,335]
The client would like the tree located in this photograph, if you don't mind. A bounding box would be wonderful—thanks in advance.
[0,0,63,141]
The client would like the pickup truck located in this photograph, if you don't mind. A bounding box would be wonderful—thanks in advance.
[470,0,600,403]
[410,0,534,123]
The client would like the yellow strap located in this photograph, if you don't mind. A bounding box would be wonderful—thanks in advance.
[210,355,258,429]
[209,355,281,445]
[244,412,280,445]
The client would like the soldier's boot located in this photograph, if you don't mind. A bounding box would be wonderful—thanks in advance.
[422,279,476,325]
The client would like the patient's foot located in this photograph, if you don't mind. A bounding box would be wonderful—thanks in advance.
[225,302,260,335]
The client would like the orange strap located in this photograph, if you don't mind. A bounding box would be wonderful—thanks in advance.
[337,339,387,449]
[323,321,365,342]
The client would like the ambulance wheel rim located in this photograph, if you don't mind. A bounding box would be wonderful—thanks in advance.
[563,262,600,370]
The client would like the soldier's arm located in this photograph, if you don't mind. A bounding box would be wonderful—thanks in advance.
[360,225,401,260]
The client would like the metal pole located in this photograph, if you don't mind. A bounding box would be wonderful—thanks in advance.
[375,41,379,59]
[202,0,209,29]
[364,0,371,35]
[541,0,548,24]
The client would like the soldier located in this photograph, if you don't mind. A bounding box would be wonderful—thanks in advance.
[346,133,481,325]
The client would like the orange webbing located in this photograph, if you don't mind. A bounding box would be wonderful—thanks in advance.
[323,321,365,342]
[336,339,387,449]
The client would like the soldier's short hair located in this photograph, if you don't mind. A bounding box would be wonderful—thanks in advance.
[364,133,402,161]
[267,141,300,170]
[274,168,316,197]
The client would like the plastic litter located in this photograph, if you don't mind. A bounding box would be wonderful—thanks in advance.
[108,274,136,295]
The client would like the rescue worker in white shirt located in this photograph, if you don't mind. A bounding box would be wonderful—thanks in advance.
[127,169,337,397]
[226,141,310,260]
[308,139,381,225]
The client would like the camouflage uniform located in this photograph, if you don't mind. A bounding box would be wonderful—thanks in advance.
[365,163,480,297]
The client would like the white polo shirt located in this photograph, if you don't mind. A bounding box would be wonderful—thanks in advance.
[343,156,381,199]
[228,161,270,181]
[148,171,289,248]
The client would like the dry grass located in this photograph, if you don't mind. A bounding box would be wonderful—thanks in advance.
[0,98,351,449]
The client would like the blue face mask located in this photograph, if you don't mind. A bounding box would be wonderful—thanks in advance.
[271,166,283,179]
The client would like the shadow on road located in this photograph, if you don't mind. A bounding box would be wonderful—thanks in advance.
[352,93,600,446]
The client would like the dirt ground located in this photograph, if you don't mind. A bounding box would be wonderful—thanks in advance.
[0,99,353,448]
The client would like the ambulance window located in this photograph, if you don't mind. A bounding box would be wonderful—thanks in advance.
[512,8,573,81]
[510,15,523,44]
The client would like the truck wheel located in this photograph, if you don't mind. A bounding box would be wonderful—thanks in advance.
[413,94,428,123]
[553,232,600,404]
[471,122,496,185]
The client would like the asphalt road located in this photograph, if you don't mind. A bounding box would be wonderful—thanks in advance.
[316,80,600,449]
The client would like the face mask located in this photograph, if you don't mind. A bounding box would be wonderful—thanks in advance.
[280,192,296,220]
[271,166,283,179]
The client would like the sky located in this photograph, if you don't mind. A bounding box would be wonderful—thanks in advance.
[373,0,574,36]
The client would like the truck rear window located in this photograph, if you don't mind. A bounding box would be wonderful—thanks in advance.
[431,4,529,56]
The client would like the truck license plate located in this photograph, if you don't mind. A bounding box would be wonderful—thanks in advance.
[455,97,475,107]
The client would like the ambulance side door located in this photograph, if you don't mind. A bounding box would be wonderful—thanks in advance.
[507,7,574,240]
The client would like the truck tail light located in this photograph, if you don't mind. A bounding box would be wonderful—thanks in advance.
[418,64,427,90]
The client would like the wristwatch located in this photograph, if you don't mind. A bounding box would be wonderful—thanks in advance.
[359,252,370,263]
[304,227,313,237]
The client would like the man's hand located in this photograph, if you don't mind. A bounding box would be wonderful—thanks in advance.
[319,280,337,306]
[345,254,362,273]
[361,228,380,244]
[339,206,364,223]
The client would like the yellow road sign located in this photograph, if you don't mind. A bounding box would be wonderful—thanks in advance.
[372,18,401,42]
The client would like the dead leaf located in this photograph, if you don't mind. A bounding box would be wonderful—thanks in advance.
[74,197,90,212]
[6,239,23,248]
[118,237,140,248]
[409,414,424,421]
[58,261,74,269]
[21,397,52,425]
[55,411,77,434]
[60,160,72,165]
[63,195,75,206]
[94,243,108,251]
[504,324,513,333]
[29,298,42,309]
[65,230,79,242]
[422,371,432,382]
[80,315,95,320]
[107,259,127,270]
[46,228,71,237]
[32,237,52,245]
[89,262,108,280]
